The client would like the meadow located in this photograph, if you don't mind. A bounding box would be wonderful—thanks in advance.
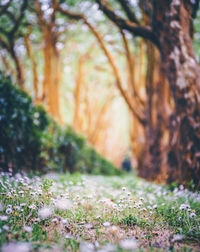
[0,172,199,251]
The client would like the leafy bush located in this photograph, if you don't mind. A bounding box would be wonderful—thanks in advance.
[41,122,122,175]
[0,72,121,175]
[0,72,49,172]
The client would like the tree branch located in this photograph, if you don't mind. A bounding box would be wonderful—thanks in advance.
[192,0,200,18]
[55,4,146,125]
[10,0,28,35]
[120,29,145,108]
[95,0,159,47]
[0,35,9,50]
[0,0,12,16]
[117,0,139,24]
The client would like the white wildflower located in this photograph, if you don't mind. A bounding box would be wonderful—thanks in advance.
[119,239,138,250]
[172,234,184,242]
[84,223,93,229]
[0,215,9,221]
[28,204,36,209]
[3,225,9,231]
[185,204,190,209]
[65,234,74,239]
[62,218,69,224]
[54,199,72,211]
[14,206,20,211]
[101,243,117,251]
[109,225,118,234]
[190,212,196,218]
[0,202,3,211]
[5,208,12,214]
[103,221,111,227]
[23,226,32,233]
[52,217,59,223]
[38,206,53,220]
[79,242,95,252]
[179,204,186,210]
[153,204,157,209]
[179,185,184,190]
[2,242,31,252]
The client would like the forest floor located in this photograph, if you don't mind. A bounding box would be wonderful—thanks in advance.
[0,172,200,252]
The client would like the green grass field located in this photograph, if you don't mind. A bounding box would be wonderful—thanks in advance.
[0,172,199,251]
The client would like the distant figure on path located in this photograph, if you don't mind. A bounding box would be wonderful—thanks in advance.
[121,155,132,172]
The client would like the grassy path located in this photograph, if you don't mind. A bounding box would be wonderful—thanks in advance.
[0,172,199,251]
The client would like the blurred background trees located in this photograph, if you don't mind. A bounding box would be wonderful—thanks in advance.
[0,0,199,187]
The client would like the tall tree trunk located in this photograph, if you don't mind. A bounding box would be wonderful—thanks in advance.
[10,45,24,88]
[153,0,200,185]
[138,44,169,181]
[24,31,39,102]
[73,55,84,130]
[52,46,62,123]
[42,31,52,106]
[42,29,62,122]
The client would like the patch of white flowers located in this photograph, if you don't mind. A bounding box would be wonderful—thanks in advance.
[0,171,199,251]
[119,239,138,250]
[38,206,53,220]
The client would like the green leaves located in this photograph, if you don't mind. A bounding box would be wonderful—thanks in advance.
[0,72,49,172]
[40,178,53,193]
[0,72,120,175]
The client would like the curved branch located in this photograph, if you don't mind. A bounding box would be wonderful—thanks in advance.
[120,29,145,108]
[95,0,159,47]
[56,5,145,125]
[10,0,28,35]
[117,0,139,24]
[24,27,39,99]
[0,35,9,50]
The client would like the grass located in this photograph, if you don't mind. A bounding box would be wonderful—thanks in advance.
[0,172,199,251]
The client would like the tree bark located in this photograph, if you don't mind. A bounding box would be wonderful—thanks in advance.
[41,27,62,122]
[24,31,39,101]
[10,45,24,88]
[153,0,200,185]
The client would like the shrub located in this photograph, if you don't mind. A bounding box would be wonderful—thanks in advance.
[41,122,121,175]
[0,72,49,172]
[0,72,121,176]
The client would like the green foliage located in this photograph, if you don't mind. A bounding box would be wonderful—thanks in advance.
[121,214,137,226]
[0,72,49,172]
[41,121,121,175]
[40,178,53,193]
[193,9,200,62]
[0,72,121,175]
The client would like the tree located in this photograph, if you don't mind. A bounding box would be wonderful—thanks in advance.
[34,0,64,122]
[55,1,172,179]
[0,0,28,87]
[94,0,200,186]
